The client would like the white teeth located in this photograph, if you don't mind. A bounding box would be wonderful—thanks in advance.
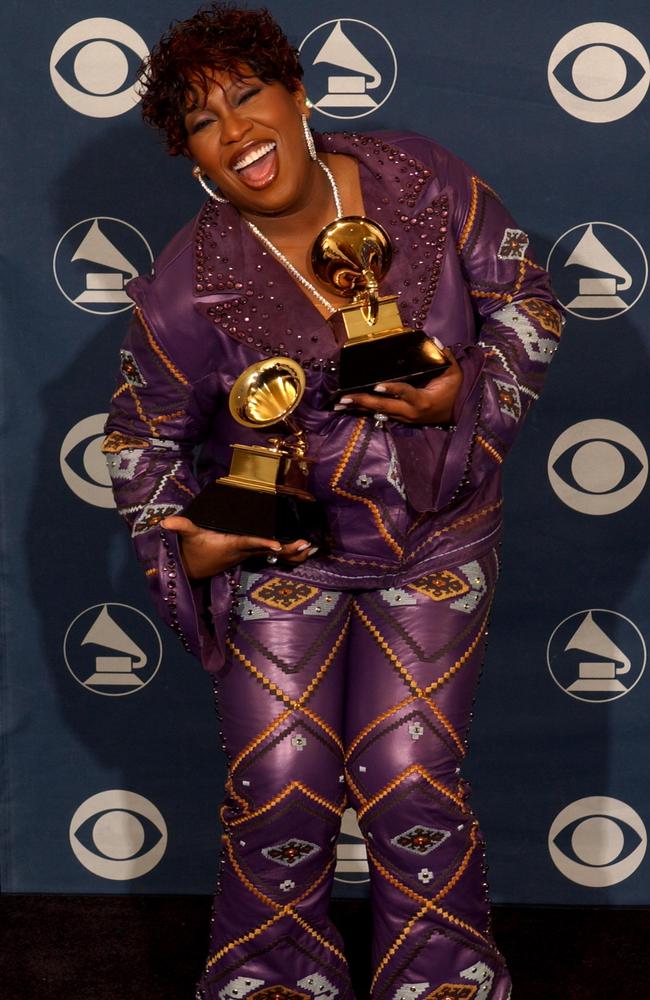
[233,142,276,171]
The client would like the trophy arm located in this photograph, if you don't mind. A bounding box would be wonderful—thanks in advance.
[264,435,286,454]
[282,417,309,459]
[357,269,379,325]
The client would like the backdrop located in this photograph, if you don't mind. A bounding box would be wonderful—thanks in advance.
[1,0,648,904]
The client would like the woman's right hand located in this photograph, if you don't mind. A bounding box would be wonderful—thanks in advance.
[160,516,316,579]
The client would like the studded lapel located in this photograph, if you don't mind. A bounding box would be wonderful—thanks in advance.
[192,132,450,370]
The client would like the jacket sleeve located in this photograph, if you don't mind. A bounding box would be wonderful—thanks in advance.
[431,154,564,509]
[102,304,229,672]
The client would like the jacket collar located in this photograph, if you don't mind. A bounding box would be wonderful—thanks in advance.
[193,132,449,369]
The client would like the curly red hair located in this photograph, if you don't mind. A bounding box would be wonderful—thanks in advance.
[140,3,304,156]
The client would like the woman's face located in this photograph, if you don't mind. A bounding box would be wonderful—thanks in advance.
[184,68,311,218]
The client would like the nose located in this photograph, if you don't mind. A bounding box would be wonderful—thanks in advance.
[220,107,252,145]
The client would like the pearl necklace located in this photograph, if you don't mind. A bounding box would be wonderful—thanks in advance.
[243,159,342,313]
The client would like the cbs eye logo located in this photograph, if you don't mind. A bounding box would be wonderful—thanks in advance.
[548,22,649,122]
[60,413,115,509]
[50,18,149,117]
[549,797,646,887]
[69,790,167,879]
[548,419,647,515]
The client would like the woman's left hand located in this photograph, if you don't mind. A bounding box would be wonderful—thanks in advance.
[334,348,463,426]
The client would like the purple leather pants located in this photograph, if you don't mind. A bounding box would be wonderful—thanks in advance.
[196,549,512,1000]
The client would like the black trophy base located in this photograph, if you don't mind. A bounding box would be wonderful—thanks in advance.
[331,329,450,401]
[184,481,324,544]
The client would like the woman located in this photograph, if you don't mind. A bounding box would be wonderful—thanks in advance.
[104,5,562,999]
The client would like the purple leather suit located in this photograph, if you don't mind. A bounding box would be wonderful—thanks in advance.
[104,131,562,1000]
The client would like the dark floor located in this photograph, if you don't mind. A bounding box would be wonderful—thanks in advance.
[1,895,648,999]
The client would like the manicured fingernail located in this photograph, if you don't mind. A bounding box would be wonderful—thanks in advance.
[333,404,347,410]
[268,543,282,551]
[432,336,444,349]
[297,542,310,552]
[307,546,319,556]
[339,396,353,404]
[374,384,388,393]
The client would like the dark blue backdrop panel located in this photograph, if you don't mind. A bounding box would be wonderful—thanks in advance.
[0,1,648,904]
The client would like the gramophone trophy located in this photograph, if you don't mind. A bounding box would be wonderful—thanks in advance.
[184,358,323,542]
[312,216,450,398]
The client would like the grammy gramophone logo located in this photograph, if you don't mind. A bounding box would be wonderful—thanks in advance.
[300,19,398,119]
[547,609,646,703]
[334,808,369,885]
[547,222,647,320]
[64,603,162,696]
[53,217,153,315]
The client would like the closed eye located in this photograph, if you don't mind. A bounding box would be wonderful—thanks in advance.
[236,87,261,105]
[189,117,215,134]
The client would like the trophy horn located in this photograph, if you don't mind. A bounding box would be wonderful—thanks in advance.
[311,216,392,325]
[229,357,306,428]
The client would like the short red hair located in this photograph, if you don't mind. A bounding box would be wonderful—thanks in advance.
[140,3,304,156]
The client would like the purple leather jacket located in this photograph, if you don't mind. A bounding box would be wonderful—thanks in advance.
[104,131,562,671]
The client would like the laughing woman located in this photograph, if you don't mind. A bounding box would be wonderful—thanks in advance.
[103,4,562,999]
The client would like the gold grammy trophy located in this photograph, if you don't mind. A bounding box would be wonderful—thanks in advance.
[184,357,323,542]
[312,216,450,398]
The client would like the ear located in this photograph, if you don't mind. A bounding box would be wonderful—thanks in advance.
[291,81,309,115]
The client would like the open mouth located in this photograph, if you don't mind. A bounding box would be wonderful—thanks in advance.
[232,141,278,189]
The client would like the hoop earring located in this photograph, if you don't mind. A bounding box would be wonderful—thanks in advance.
[302,114,317,161]
[192,164,227,203]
